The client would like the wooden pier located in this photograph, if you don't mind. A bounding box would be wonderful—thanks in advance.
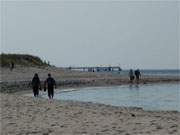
[67,66,122,72]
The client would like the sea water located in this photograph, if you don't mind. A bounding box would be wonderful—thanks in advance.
[41,83,180,111]
[118,69,180,76]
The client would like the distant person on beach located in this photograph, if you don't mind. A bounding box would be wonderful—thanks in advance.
[31,73,41,97]
[10,62,15,71]
[135,69,141,82]
[44,73,56,99]
[129,69,135,82]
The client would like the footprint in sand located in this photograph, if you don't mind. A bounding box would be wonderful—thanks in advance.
[168,129,178,134]
[51,123,57,127]
[116,129,125,134]
[7,122,16,125]
[42,129,53,135]
[101,129,110,132]
[170,124,178,128]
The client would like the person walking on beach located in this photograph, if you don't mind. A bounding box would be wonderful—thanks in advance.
[134,69,141,82]
[129,69,135,83]
[44,73,56,99]
[10,62,15,71]
[32,73,41,97]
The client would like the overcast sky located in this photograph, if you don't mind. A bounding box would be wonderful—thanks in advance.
[1,0,179,69]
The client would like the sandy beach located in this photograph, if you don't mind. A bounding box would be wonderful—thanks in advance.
[1,93,180,135]
[0,66,180,135]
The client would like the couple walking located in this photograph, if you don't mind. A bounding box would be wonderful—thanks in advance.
[32,73,56,99]
[129,69,141,83]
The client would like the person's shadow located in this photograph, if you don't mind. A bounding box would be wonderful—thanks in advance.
[129,83,133,90]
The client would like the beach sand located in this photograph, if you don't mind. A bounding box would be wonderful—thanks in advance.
[1,66,180,135]
[1,93,179,135]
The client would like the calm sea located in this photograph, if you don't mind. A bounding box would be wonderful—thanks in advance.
[119,69,180,76]
[40,83,180,111]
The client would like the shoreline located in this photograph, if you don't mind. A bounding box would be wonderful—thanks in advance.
[1,66,180,93]
[1,76,180,93]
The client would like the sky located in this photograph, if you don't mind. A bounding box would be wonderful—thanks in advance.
[1,0,179,69]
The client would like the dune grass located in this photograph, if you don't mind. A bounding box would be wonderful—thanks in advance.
[0,53,50,67]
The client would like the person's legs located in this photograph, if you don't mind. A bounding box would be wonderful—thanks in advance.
[48,89,51,99]
[36,89,39,97]
[51,88,54,99]
[36,86,39,97]
[33,88,36,97]
[33,87,38,97]
[48,86,54,99]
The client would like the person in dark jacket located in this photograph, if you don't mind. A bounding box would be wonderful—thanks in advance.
[129,69,135,83]
[32,73,41,97]
[134,69,141,81]
[44,73,56,99]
